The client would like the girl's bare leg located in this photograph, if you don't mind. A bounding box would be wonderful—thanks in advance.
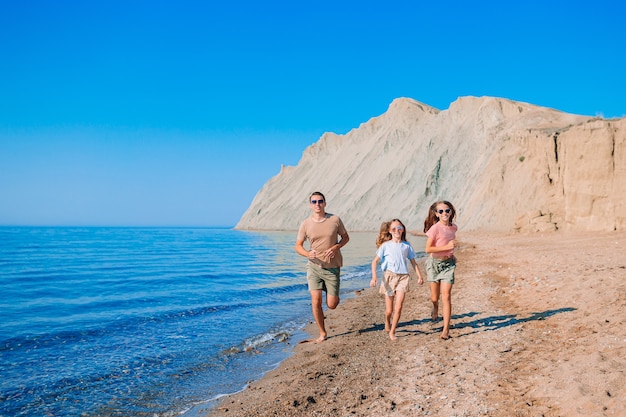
[384,295,394,332]
[389,291,406,341]
[430,282,440,321]
[440,282,453,339]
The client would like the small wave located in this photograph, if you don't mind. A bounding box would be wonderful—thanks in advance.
[221,318,307,355]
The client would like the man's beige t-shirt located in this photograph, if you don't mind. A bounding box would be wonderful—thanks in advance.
[296,214,347,269]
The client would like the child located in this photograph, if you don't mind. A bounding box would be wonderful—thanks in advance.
[370,219,424,340]
[423,201,458,340]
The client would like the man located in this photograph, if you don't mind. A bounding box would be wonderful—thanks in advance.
[295,191,350,343]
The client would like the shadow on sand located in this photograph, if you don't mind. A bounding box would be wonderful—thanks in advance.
[352,307,576,339]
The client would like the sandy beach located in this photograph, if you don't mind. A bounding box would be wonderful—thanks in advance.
[204,231,626,417]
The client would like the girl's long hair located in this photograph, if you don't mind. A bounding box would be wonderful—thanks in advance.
[423,201,456,232]
[376,221,391,248]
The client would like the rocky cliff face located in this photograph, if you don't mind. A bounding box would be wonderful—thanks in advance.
[236,96,625,233]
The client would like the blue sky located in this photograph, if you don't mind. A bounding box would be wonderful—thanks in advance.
[1,0,624,227]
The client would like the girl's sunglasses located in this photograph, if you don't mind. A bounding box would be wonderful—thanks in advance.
[437,209,451,214]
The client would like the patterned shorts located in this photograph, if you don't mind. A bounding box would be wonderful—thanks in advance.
[426,256,456,284]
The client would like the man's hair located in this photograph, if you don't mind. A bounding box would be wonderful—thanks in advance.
[309,191,326,201]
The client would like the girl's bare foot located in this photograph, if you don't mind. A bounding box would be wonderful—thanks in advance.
[389,332,397,341]
[431,306,438,321]
[440,333,450,340]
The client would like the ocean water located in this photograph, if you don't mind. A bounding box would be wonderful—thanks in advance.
[0,227,423,417]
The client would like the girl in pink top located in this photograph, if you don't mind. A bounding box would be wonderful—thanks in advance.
[423,201,458,340]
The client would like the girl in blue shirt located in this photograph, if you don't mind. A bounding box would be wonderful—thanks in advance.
[370,219,424,340]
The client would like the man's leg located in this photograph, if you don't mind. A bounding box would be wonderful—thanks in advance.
[310,289,327,342]
[326,294,340,309]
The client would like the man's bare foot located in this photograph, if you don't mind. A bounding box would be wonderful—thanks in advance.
[298,334,327,344]
[440,333,450,340]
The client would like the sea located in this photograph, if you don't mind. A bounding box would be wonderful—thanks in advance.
[0,227,425,417]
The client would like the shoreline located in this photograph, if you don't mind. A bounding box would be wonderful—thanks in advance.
[203,231,626,417]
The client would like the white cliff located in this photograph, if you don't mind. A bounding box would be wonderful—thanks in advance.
[236,96,625,233]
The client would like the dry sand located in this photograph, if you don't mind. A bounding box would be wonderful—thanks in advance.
[204,232,625,417]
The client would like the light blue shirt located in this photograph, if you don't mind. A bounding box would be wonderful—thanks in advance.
[376,240,416,274]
